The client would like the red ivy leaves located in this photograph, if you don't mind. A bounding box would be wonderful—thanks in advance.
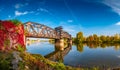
[0,30,5,47]
[0,20,25,50]
[1,21,16,30]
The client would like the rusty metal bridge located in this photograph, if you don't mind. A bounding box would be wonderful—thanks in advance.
[24,22,71,39]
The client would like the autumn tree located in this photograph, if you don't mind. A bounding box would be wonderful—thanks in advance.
[100,35,106,42]
[73,31,120,44]
[76,32,84,43]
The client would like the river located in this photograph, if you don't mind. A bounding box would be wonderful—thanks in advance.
[26,42,120,68]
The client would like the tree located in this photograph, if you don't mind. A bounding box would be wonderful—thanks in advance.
[106,36,110,42]
[72,37,76,43]
[76,32,84,43]
[87,35,94,42]
[114,34,119,42]
[93,34,98,41]
[100,35,106,42]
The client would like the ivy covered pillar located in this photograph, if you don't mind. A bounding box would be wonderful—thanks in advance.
[0,20,26,51]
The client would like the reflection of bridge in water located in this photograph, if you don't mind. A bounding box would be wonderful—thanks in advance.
[44,44,72,62]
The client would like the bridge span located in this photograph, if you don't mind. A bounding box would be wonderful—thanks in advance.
[24,22,72,46]
[24,22,71,39]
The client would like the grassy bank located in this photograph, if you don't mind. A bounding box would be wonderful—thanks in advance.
[1,50,117,70]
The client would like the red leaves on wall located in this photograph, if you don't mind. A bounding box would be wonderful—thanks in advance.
[2,21,16,30]
[17,25,25,47]
[0,20,25,50]
[0,30,5,49]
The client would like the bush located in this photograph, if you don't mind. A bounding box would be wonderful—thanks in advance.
[10,19,22,26]
[54,62,66,70]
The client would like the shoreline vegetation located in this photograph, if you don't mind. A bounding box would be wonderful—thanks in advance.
[73,32,120,44]
[1,50,120,70]
[0,50,101,70]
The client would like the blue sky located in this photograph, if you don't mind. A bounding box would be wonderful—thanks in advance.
[0,0,120,37]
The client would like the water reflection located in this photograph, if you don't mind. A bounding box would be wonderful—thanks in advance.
[76,43,84,53]
[76,43,120,53]
[64,43,120,68]
[44,44,72,62]
[27,42,120,69]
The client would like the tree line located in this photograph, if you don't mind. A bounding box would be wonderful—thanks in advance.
[73,32,120,44]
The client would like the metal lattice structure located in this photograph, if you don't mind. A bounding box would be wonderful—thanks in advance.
[24,22,71,39]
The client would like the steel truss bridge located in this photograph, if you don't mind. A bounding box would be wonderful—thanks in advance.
[24,22,71,39]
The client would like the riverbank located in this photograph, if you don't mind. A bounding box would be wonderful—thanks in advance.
[0,50,103,70]
[1,50,120,70]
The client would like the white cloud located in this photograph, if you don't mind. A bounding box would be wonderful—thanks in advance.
[15,11,33,16]
[67,20,73,23]
[36,8,54,16]
[37,8,49,12]
[103,0,120,15]
[15,11,28,16]
[15,3,28,9]
[115,22,120,25]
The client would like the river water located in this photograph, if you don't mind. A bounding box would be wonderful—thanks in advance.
[26,42,120,68]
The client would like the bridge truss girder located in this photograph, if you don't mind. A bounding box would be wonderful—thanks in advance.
[24,22,71,39]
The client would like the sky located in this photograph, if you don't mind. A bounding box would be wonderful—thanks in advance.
[0,0,120,37]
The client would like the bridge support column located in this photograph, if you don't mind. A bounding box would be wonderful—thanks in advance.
[55,39,64,51]
[68,39,72,45]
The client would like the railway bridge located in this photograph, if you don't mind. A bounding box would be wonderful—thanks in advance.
[24,22,72,46]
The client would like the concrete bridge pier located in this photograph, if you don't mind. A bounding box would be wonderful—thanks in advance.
[55,39,64,51]
[68,39,72,45]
